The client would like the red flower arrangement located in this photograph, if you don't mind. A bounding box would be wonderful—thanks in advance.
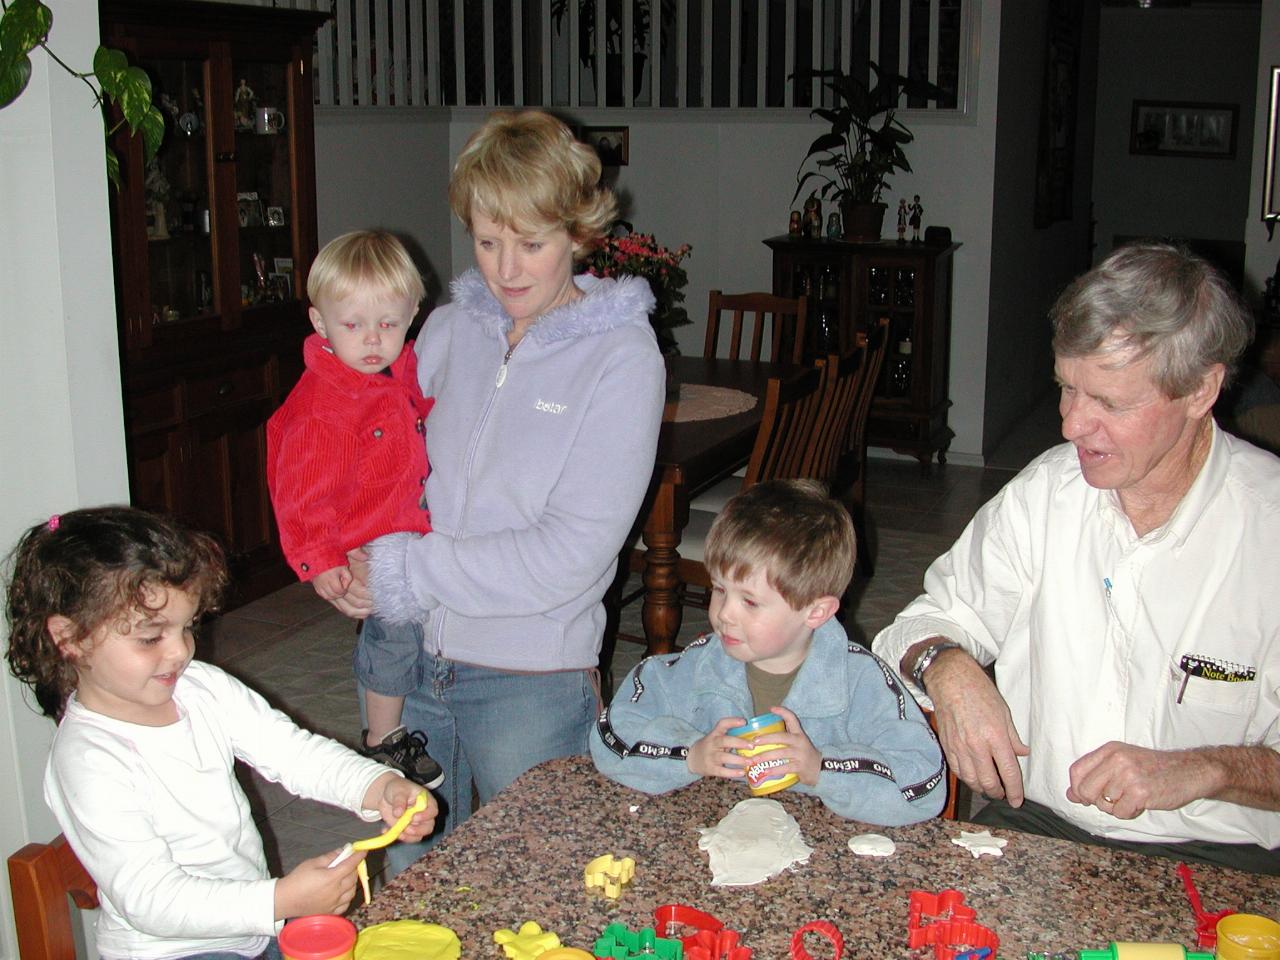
[582,225,692,354]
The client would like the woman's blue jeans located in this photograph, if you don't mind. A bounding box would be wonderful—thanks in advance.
[372,651,598,877]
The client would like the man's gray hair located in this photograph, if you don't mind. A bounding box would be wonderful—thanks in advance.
[1050,241,1253,398]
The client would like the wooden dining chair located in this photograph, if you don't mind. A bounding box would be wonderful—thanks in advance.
[801,341,872,485]
[841,317,890,578]
[676,366,824,597]
[8,834,98,960]
[703,290,808,366]
[922,708,962,821]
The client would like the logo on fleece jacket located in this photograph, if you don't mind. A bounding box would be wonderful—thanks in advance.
[535,398,569,414]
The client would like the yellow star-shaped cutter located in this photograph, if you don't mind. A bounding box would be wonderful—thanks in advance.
[492,920,562,960]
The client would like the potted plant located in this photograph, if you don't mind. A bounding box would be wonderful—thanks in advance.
[580,223,691,355]
[791,62,943,242]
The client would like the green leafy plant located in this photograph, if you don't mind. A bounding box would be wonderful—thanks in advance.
[792,62,943,208]
[581,224,691,355]
[0,0,164,187]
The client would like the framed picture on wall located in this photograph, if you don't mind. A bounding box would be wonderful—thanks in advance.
[1129,100,1238,159]
[1264,67,1280,234]
[580,125,629,167]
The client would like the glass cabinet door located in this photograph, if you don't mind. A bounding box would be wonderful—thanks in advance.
[134,55,216,330]
[230,59,298,315]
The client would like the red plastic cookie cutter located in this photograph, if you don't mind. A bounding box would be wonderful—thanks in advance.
[687,929,751,960]
[1176,862,1235,949]
[907,889,999,960]
[790,921,844,960]
[653,905,723,948]
[653,907,749,960]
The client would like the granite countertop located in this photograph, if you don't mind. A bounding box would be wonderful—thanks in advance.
[357,756,1278,957]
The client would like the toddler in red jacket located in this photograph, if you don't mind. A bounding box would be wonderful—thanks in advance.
[267,230,442,789]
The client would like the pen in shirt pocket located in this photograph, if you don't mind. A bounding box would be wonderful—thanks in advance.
[1176,653,1256,704]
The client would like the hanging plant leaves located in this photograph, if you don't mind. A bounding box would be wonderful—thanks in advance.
[0,0,51,107]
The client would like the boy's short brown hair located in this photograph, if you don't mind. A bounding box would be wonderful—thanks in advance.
[306,230,424,306]
[704,479,856,609]
[448,110,617,255]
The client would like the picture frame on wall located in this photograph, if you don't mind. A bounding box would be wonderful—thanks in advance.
[1129,100,1238,159]
[1264,67,1280,234]
[580,125,629,167]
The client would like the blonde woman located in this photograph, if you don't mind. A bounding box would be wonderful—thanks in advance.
[337,111,665,861]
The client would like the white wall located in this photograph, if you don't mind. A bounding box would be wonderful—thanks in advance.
[1093,7,1259,267]
[1245,0,1280,303]
[314,109,456,312]
[0,1,126,956]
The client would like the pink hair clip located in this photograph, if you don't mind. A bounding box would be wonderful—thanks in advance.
[46,515,61,532]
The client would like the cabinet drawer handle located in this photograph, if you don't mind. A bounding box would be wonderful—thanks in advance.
[217,382,234,397]
[215,151,237,162]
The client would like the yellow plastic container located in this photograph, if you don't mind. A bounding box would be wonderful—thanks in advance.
[728,712,798,796]
[1217,914,1280,960]
[279,916,357,960]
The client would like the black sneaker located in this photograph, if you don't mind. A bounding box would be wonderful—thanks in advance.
[361,726,444,789]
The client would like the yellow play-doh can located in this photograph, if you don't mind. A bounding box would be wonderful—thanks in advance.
[728,712,798,796]
[1217,914,1280,960]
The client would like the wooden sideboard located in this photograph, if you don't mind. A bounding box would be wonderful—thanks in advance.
[766,236,958,466]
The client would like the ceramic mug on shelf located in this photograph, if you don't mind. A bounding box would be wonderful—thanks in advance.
[254,106,285,134]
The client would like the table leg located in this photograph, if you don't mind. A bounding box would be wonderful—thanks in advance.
[640,479,685,657]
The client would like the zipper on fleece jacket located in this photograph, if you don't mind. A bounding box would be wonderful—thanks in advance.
[429,335,523,657]
[495,339,520,387]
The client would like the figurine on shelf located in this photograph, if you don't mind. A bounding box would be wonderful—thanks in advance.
[826,212,841,239]
[233,78,256,131]
[159,92,181,122]
[909,194,924,243]
[143,158,171,241]
[252,252,269,299]
[804,195,823,239]
[897,198,909,244]
[788,210,802,236]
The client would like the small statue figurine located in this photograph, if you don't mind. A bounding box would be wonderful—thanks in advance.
[788,210,802,236]
[234,78,256,131]
[803,195,822,238]
[252,252,269,298]
[826,212,842,239]
[909,194,924,243]
[897,198,908,244]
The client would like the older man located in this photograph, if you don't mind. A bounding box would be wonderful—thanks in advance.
[873,242,1280,874]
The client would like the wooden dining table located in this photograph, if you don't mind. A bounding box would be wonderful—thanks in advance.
[635,355,799,657]
[355,755,1280,958]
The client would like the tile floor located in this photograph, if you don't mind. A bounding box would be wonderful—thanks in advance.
[202,404,1062,889]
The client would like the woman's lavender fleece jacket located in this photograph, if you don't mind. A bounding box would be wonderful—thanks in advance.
[369,269,665,671]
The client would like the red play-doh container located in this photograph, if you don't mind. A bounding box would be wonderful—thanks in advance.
[279,915,357,960]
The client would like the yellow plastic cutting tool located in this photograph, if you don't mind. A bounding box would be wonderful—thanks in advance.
[329,792,428,905]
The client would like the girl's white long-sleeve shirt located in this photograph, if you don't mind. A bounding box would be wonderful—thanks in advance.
[44,660,393,960]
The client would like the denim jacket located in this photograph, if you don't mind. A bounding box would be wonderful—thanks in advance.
[591,618,947,825]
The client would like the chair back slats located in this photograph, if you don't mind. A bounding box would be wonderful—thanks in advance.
[803,342,870,483]
[849,316,890,465]
[704,290,808,366]
[742,366,824,487]
[8,835,98,960]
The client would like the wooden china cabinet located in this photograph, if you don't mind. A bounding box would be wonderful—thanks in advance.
[765,236,959,467]
[102,0,328,604]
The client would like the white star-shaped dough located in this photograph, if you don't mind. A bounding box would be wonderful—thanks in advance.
[950,829,1008,858]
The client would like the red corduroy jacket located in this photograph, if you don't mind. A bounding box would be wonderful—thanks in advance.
[266,333,433,581]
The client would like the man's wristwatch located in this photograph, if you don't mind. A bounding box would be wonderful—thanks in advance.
[908,639,963,690]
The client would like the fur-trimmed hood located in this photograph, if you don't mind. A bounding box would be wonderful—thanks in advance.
[449,268,656,346]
